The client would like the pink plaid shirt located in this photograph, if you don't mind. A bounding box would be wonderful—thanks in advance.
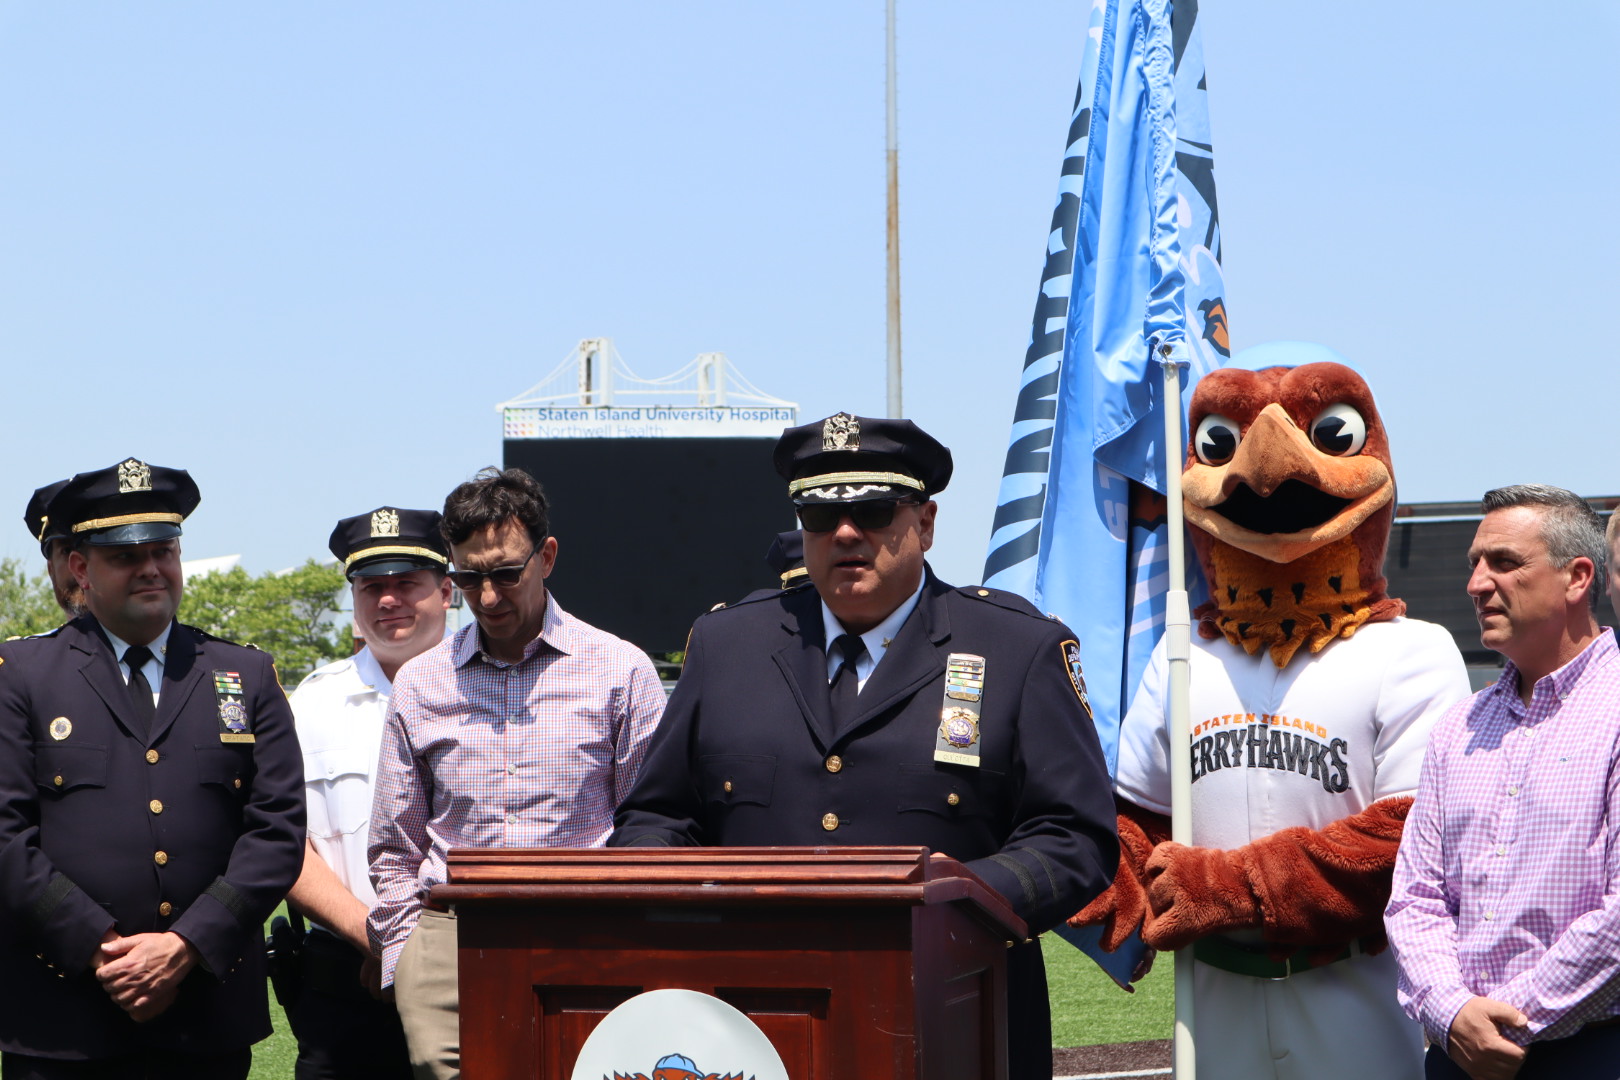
[1387,629,1620,1046]
[367,595,665,983]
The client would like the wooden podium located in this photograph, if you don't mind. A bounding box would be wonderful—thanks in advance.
[434,845,1027,1080]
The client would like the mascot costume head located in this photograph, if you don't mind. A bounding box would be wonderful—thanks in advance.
[1183,342,1403,666]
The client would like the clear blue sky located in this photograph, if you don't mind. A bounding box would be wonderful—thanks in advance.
[2,2,1616,592]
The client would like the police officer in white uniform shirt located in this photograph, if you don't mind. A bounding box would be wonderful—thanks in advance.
[284,508,452,1080]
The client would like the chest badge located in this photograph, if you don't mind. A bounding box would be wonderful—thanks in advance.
[935,653,986,767]
[49,716,72,741]
[940,707,980,748]
[213,671,255,744]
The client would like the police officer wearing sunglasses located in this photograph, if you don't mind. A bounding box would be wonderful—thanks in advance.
[613,413,1119,1080]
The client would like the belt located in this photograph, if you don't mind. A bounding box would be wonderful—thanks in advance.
[1193,935,1361,979]
[421,896,452,914]
[299,931,372,1000]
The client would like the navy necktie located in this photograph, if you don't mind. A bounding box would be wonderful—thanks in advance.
[124,645,157,736]
[829,633,867,729]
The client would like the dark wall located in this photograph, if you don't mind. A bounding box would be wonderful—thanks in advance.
[1385,507,1619,671]
[504,437,792,653]
[1385,519,1493,665]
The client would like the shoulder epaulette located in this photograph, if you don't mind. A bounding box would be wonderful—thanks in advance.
[710,586,804,613]
[181,623,246,647]
[6,624,67,642]
[956,584,1049,621]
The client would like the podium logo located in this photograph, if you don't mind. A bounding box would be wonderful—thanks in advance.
[571,989,788,1080]
[610,1051,747,1080]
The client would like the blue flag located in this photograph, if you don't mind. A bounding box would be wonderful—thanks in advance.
[983,0,1228,984]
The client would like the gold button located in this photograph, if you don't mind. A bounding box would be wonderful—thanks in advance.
[158,902,173,916]
[145,749,159,764]
[233,779,242,789]
[723,780,733,794]
[821,812,839,831]
[149,799,163,814]
[825,755,844,773]
[947,792,961,806]
[53,775,63,787]
[977,588,990,596]
[153,851,168,866]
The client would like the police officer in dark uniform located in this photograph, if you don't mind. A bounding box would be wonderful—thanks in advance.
[612,414,1119,1080]
[0,459,305,1079]
[23,478,85,618]
[764,529,807,590]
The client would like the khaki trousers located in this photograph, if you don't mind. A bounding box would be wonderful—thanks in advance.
[393,908,459,1080]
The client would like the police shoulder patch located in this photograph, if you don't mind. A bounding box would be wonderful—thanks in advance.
[1060,639,1092,720]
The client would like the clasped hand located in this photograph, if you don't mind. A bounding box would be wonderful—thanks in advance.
[92,930,199,1022]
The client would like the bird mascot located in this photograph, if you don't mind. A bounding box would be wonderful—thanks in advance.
[1071,342,1470,1080]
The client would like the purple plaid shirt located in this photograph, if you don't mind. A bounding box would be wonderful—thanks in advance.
[367,595,665,983]
[1387,629,1620,1046]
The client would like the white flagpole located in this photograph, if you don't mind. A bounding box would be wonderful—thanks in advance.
[1159,343,1195,1079]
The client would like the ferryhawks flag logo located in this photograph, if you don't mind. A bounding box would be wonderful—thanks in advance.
[611,1052,748,1080]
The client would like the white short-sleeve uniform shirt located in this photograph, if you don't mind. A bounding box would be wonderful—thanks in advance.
[291,647,393,910]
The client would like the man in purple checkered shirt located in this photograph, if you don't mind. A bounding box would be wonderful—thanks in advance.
[366,468,665,1080]
[1387,484,1620,1080]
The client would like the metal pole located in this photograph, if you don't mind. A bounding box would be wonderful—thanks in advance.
[1160,343,1195,1080]
[885,0,902,416]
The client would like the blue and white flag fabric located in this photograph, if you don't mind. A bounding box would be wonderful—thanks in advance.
[985,0,1227,777]
[985,0,1228,988]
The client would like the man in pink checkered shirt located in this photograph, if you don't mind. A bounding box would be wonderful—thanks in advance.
[1387,484,1620,1080]
[366,468,665,1080]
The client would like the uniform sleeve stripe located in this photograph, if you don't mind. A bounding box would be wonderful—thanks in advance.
[1028,847,1061,904]
[987,852,1038,908]
[31,872,77,926]
[204,878,249,925]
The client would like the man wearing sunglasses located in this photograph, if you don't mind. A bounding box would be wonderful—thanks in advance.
[613,413,1118,1080]
[368,467,665,1080]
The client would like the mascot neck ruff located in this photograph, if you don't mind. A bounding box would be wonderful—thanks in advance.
[1183,361,1404,666]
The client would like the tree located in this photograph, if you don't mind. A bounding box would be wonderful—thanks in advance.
[180,559,352,685]
[0,558,68,640]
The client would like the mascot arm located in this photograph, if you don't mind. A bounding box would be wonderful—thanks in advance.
[1142,795,1412,954]
[1068,797,1171,951]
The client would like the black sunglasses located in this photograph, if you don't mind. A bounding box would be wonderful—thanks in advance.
[448,545,539,591]
[796,499,917,534]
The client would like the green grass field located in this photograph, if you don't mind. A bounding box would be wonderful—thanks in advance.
[247,930,1171,1077]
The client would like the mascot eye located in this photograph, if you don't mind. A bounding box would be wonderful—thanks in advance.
[1193,414,1240,466]
[1309,404,1367,456]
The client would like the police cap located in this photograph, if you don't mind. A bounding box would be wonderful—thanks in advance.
[24,478,72,555]
[329,507,448,580]
[49,458,200,546]
[773,412,953,505]
[764,529,807,588]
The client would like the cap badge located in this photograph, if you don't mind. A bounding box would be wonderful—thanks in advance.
[116,459,152,494]
[822,412,860,451]
[370,509,401,538]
